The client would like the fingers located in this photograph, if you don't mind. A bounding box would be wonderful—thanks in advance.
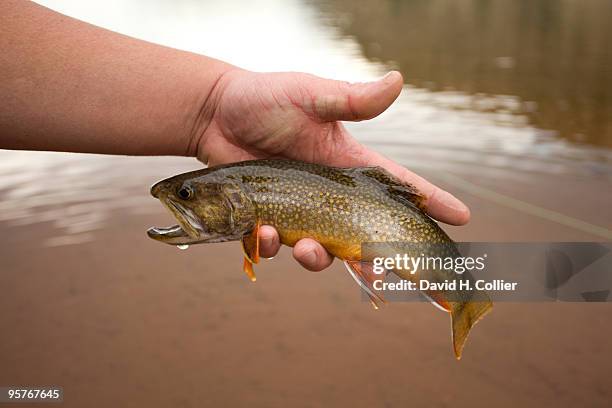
[298,70,469,225]
[309,71,403,122]
[293,238,335,271]
[258,225,281,258]
[259,227,334,271]
[319,139,471,225]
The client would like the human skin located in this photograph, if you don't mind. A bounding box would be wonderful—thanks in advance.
[0,0,470,271]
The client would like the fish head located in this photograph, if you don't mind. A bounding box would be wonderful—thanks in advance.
[147,173,256,246]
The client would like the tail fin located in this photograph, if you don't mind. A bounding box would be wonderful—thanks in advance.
[450,300,493,359]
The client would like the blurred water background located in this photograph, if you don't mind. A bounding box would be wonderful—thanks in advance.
[1,2,612,407]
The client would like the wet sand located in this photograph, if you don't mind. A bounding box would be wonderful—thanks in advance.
[1,170,611,407]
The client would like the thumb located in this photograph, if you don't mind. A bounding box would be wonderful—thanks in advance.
[310,71,403,122]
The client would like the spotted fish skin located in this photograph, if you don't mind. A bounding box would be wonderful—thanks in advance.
[149,159,492,358]
[177,159,449,260]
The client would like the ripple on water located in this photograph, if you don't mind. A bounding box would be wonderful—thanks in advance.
[0,151,201,247]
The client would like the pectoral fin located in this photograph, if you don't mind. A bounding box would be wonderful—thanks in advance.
[243,258,256,282]
[241,223,260,282]
[344,261,386,310]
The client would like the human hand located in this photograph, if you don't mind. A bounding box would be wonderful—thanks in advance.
[193,69,470,271]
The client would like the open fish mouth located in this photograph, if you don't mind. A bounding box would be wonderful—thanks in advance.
[148,199,204,244]
[147,224,197,245]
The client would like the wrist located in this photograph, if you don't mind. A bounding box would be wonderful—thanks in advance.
[182,60,239,161]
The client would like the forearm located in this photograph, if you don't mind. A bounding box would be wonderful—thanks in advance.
[0,0,232,156]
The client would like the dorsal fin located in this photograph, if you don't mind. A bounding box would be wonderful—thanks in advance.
[353,167,426,210]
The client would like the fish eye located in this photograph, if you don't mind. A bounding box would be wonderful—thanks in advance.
[177,186,193,200]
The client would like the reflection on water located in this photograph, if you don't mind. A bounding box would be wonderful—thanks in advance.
[1,0,611,245]
[349,87,612,177]
[34,0,386,81]
[316,0,612,147]
[0,152,200,246]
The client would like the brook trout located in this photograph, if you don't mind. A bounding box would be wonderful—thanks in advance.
[147,159,492,358]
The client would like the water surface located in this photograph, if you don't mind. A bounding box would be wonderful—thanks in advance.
[2,0,610,244]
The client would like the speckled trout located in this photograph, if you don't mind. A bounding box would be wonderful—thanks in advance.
[147,159,492,358]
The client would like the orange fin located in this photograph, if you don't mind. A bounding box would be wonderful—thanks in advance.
[243,258,256,282]
[241,223,260,282]
[343,261,386,309]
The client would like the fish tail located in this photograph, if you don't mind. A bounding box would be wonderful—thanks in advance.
[450,299,492,360]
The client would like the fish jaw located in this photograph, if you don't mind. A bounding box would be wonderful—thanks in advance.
[159,197,204,239]
[146,225,199,245]
[148,195,247,245]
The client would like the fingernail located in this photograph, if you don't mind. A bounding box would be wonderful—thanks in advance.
[438,190,465,211]
[301,249,318,266]
[379,71,398,82]
[373,72,391,84]
[260,234,273,247]
[259,235,276,259]
[439,190,470,223]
